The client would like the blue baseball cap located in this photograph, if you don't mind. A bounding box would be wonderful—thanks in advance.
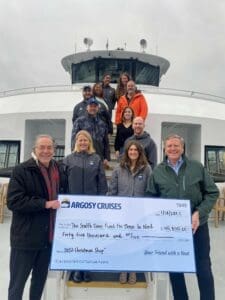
[87,97,99,105]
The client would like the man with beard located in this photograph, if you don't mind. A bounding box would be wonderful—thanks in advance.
[115,80,148,124]
[125,117,157,170]
[73,85,112,134]
[72,85,92,123]
[102,73,116,118]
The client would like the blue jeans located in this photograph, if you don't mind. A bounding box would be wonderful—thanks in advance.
[170,222,215,300]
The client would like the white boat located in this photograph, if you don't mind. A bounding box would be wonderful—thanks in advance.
[0,46,225,299]
[0,48,225,180]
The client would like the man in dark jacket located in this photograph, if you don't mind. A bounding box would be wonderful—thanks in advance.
[71,98,110,167]
[7,134,66,300]
[146,134,219,300]
[102,74,116,117]
[125,116,157,169]
[72,85,113,134]
[72,85,92,123]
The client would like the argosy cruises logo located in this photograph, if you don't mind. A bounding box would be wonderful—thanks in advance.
[61,198,70,208]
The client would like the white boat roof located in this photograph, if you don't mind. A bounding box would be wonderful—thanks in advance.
[61,50,170,78]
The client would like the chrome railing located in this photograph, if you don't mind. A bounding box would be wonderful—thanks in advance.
[0,85,77,97]
[141,86,225,104]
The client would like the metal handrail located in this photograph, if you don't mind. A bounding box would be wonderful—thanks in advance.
[0,85,76,97]
[0,84,225,104]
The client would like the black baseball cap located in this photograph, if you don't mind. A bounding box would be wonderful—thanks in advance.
[83,85,91,91]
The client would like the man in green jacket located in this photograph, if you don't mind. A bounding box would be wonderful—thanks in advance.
[146,134,219,300]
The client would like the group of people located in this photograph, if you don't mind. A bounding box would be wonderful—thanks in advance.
[71,73,150,168]
[6,72,219,300]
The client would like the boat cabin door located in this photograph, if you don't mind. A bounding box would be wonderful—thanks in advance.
[161,122,201,161]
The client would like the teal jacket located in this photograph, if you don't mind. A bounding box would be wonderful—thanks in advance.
[146,156,219,225]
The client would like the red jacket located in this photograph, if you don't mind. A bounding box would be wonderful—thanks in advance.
[115,92,148,124]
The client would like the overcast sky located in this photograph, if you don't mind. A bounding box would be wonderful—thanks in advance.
[0,0,225,97]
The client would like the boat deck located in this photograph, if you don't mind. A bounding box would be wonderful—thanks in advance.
[0,215,225,300]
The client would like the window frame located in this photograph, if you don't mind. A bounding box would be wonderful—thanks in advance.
[0,140,21,169]
[205,145,225,182]
[54,145,65,162]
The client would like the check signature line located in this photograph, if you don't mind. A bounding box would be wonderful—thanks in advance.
[141,236,174,239]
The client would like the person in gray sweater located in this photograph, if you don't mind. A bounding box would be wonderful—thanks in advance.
[108,140,152,284]
[125,117,157,169]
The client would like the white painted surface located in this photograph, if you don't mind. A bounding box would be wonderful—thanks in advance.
[1,88,225,165]
[1,90,225,120]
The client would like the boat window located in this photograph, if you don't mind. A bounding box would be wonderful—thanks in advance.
[135,61,160,85]
[205,146,225,182]
[71,58,160,85]
[72,60,96,83]
[0,141,20,169]
[97,59,133,83]
[54,145,65,161]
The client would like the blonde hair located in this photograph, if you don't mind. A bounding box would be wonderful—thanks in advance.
[74,130,95,154]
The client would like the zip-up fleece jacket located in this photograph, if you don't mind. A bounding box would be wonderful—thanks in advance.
[72,99,113,134]
[108,164,151,197]
[115,92,148,124]
[63,152,107,195]
[146,156,219,225]
[71,113,110,161]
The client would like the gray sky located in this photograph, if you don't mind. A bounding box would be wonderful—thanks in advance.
[0,0,225,97]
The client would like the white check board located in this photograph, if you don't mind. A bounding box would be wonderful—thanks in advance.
[50,195,196,273]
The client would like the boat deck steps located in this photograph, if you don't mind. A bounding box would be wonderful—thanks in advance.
[67,271,147,288]
[67,280,147,288]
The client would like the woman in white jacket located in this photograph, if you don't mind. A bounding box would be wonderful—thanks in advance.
[108,140,151,284]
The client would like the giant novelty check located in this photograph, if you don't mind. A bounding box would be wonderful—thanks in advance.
[50,195,196,272]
